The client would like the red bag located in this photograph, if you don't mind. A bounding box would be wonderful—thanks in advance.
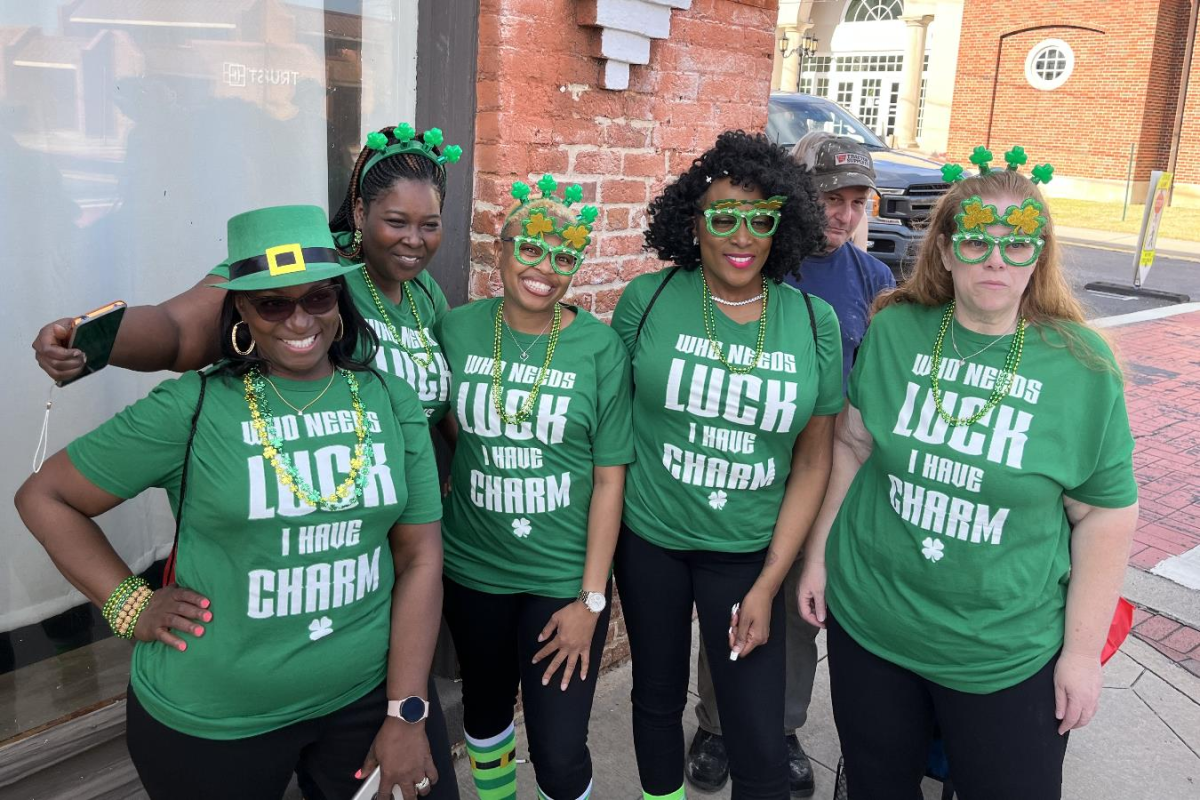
[1101,597,1135,665]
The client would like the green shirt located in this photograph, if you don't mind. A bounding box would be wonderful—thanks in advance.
[209,237,452,422]
[826,302,1138,693]
[438,299,634,597]
[68,367,441,739]
[612,268,843,552]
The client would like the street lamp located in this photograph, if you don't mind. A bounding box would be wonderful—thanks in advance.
[778,32,819,90]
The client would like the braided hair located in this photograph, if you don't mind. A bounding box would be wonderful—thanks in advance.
[329,125,449,245]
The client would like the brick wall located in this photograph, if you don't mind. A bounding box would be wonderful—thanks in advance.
[947,0,1192,182]
[471,0,778,669]
[471,0,777,319]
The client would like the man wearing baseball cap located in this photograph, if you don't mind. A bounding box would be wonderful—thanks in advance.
[684,133,894,799]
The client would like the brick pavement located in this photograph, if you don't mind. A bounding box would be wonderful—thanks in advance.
[1111,310,1200,680]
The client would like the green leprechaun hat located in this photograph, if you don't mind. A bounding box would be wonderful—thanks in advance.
[220,205,359,291]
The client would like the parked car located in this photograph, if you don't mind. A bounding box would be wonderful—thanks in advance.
[767,92,948,276]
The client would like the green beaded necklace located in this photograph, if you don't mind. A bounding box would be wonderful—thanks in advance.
[491,300,562,425]
[244,367,375,509]
[700,271,769,375]
[930,301,1026,426]
[361,266,435,368]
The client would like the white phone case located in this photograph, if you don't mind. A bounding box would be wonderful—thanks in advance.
[349,766,403,800]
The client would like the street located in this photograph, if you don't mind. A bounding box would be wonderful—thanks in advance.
[1062,243,1200,318]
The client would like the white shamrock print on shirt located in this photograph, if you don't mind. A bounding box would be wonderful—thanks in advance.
[921,537,945,563]
[512,518,532,538]
[708,490,728,510]
[308,616,334,640]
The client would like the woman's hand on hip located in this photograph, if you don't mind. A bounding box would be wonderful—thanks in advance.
[32,317,85,383]
[797,558,827,629]
[1053,651,1102,734]
[132,584,212,652]
[532,601,600,691]
[361,718,437,799]
[729,585,773,660]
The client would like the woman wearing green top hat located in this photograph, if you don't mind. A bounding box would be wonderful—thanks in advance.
[32,123,463,424]
[17,205,449,800]
[436,177,633,800]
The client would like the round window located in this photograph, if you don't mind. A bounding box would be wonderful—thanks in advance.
[1025,39,1074,91]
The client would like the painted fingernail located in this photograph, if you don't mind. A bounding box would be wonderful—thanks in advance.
[194,626,204,636]
[542,678,549,686]
[178,642,187,651]
[354,770,362,779]
[729,651,739,662]
[203,612,212,622]
[200,599,211,609]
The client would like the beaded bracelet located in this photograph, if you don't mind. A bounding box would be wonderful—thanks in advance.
[114,585,150,636]
[114,587,154,639]
[102,576,150,637]
[101,575,145,621]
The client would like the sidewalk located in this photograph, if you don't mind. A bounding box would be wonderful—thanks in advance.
[462,306,1200,799]
[1057,224,1200,261]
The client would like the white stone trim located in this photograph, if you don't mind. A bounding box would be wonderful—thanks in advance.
[580,0,693,90]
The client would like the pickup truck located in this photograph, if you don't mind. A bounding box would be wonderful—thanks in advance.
[767,92,948,277]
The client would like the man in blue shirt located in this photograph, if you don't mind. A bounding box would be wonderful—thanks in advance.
[685,134,893,798]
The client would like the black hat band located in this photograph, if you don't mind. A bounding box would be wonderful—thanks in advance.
[228,245,342,281]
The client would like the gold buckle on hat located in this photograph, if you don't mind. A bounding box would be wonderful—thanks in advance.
[265,243,306,276]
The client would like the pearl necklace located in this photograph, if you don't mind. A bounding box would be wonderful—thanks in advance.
[710,291,765,307]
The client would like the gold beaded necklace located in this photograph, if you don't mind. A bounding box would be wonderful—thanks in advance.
[700,270,769,375]
[491,301,562,425]
[360,265,435,368]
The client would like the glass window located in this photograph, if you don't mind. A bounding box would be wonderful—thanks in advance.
[816,77,830,98]
[1025,38,1075,91]
[836,81,854,108]
[844,0,903,23]
[0,0,420,741]
[858,78,882,130]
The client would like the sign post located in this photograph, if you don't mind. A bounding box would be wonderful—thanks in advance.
[1133,171,1173,288]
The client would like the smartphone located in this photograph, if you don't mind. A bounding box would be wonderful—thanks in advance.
[350,766,403,800]
[59,301,127,387]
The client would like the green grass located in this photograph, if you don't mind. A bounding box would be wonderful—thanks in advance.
[1049,198,1200,242]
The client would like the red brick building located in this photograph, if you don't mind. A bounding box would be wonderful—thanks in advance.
[469,0,779,314]
[947,0,1200,206]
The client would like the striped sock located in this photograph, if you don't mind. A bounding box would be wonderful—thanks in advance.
[465,724,518,800]
[642,786,686,800]
[536,778,593,800]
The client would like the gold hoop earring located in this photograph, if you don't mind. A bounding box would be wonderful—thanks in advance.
[335,314,345,342]
[231,321,256,356]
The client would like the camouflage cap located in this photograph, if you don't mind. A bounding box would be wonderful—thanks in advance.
[810,136,877,193]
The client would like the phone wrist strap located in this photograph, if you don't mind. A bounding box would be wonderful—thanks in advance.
[32,384,57,473]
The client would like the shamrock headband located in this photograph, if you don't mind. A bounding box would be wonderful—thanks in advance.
[501,175,599,275]
[951,195,1047,267]
[359,123,463,189]
[940,145,1055,186]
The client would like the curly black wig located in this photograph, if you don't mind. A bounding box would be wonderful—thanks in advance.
[644,130,826,282]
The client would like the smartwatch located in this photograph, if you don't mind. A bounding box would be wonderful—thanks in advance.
[386,696,430,724]
[577,590,606,614]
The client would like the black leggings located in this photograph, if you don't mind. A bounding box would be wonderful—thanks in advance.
[613,526,788,800]
[441,576,612,800]
[827,613,1068,800]
[126,677,458,800]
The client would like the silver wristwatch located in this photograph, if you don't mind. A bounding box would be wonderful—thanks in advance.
[577,590,606,614]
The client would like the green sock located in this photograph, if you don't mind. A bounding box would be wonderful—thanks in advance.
[465,724,518,800]
[642,785,686,800]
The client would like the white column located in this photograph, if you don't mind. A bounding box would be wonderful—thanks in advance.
[895,14,933,150]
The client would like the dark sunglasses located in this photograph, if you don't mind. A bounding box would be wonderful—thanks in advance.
[244,284,342,322]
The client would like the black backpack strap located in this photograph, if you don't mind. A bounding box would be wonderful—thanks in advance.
[634,266,681,349]
[163,370,209,586]
[801,290,818,353]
